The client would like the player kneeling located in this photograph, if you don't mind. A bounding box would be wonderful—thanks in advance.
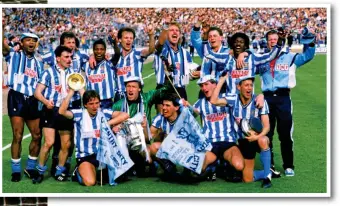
[211,75,273,188]
[58,89,129,186]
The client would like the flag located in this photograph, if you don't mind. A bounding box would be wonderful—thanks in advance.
[234,8,243,18]
[156,108,212,174]
[96,113,134,185]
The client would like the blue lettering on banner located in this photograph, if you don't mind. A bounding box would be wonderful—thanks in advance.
[117,151,128,165]
[188,155,200,171]
[110,155,120,167]
[197,139,210,152]
[103,126,117,147]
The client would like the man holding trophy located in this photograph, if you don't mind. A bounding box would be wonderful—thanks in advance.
[32,46,79,183]
[211,75,272,188]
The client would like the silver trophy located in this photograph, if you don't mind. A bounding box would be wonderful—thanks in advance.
[122,121,143,151]
[116,113,151,163]
[240,117,263,137]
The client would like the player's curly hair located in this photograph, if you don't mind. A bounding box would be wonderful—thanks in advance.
[93,39,107,50]
[230,32,250,50]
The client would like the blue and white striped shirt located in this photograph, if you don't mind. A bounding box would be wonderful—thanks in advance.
[154,41,192,87]
[193,94,237,143]
[190,29,211,59]
[205,45,281,93]
[38,66,78,107]
[115,48,146,93]
[42,50,89,73]
[225,94,269,139]
[5,49,44,96]
[190,29,229,77]
[72,109,113,158]
[85,60,116,100]
[151,113,174,136]
[257,45,316,92]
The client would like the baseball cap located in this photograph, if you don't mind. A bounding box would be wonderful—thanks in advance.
[236,75,255,85]
[124,76,142,84]
[20,33,39,41]
[196,75,216,85]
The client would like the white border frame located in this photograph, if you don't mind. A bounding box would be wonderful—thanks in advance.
[0,4,331,198]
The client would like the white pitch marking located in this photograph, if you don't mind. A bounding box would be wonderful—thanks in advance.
[2,73,156,151]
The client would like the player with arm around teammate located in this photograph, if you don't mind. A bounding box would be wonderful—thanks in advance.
[211,75,272,188]
[185,75,245,182]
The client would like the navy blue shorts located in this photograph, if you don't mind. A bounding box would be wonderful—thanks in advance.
[211,141,237,158]
[40,106,73,131]
[76,153,99,168]
[7,89,40,120]
[238,138,260,159]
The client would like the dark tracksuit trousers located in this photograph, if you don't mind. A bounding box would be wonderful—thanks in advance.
[264,89,294,170]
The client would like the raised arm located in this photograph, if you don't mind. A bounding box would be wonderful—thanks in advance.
[58,89,75,119]
[190,20,210,59]
[155,17,171,55]
[210,75,228,106]
[293,44,316,68]
[108,29,121,66]
[190,21,204,59]
[141,24,155,57]
[155,29,167,55]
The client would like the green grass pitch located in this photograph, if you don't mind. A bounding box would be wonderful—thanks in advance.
[2,54,327,194]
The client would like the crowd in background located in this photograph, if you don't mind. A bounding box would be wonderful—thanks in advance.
[2,7,327,53]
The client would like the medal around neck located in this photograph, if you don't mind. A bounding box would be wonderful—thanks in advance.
[67,73,85,91]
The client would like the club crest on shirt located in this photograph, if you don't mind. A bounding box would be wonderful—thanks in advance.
[206,112,227,122]
[88,73,106,83]
[231,70,249,78]
[100,64,105,73]
[235,117,241,124]
[175,62,180,70]
[53,84,62,93]
[94,129,100,138]
[24,68,38,78]
[117,66,131,76]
